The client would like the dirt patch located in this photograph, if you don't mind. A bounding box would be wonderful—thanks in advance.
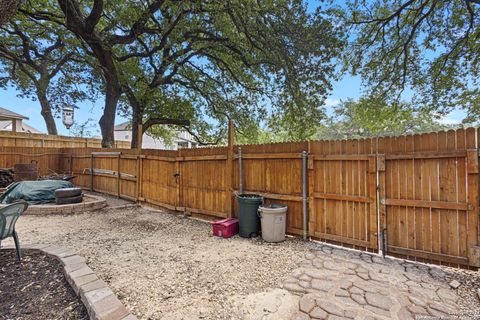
[85,191,134,208]
[7,206,312,319]
[0,250,88,320]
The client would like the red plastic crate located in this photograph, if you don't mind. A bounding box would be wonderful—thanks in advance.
[212,218,238,238]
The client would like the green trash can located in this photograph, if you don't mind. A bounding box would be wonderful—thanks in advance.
[237,194,263,238]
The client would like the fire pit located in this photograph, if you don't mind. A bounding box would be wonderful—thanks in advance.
[0,193,106,215]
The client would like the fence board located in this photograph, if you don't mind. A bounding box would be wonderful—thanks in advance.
[1,127,478,267]
[0,131,130,148]
[309,138,377,250]
[380,129,477,267]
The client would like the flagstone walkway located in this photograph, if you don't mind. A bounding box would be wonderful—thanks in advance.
[282,245,479,320]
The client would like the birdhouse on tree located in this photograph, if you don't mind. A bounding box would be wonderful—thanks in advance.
[62,106,74,129]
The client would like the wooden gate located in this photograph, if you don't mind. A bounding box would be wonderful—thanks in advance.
[308,153,378,250]
[377,130,480,267]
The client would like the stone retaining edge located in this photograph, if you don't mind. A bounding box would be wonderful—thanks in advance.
[6,244,136,320]
[0,194,108,215]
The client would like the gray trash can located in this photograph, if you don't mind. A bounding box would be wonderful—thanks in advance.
[258,204,287,242]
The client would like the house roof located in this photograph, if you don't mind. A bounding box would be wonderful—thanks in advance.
[0,120,41,133]
[0,107,29,120]
[114,121,196,143]
[114,121,130,131]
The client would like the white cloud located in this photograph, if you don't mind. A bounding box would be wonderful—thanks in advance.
[325,98,341,107]
[438,109,465,125]
[438,117,461,125]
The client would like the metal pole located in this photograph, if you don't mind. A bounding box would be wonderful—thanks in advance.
[302,150,308,240]
[238,147,243,194]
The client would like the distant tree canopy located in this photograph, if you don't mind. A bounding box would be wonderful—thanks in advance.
[316,97,450,140]
[11,0,345,147]
[235,96,451,144]
[343,0,480,122]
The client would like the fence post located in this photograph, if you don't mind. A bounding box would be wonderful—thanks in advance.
[376,154,386,256]
[136,124,143,203]
[238,147,243,194]
[302,150,308,240]
[117,153,121,198]
[136,155,143,202]
[226,120,234,217]
[467,144,480,266]
[90,153,94,192]
[175,150,181,209]
[307,141,316,240]
[368,155,378,250]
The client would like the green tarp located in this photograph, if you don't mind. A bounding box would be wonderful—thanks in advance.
[0,180,73,204]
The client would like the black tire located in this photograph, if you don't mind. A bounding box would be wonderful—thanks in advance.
[54,187,82,198]
[56,194,83,205]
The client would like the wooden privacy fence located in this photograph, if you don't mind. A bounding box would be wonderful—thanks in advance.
[1,128,480,268]
[0,131,130,148]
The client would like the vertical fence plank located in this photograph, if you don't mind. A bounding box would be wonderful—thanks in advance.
[225,121,234,217]
[376,137,386,253]
[467,128,480,266]
[308,141,316,237]
[453,129,465,260]
[428,132,440,259]
[405,135,415,252]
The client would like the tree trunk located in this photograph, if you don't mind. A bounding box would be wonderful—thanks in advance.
[36,88,58,135]
[131,123,139,149]
[130,105,143,149]
[99,77,120,148]
[57,0,121,148]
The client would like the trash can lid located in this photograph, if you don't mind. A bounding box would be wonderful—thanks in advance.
[237,194,263,204]
[237,194,262,199]
[261,204,286,209]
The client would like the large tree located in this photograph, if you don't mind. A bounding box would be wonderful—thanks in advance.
[114,0,344,147]
[23,0,344,147]
[0,11,94,134]
[344,0,480,120]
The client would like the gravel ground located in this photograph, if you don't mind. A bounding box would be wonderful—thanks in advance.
[6,206,312,320]
[4,201,480,320]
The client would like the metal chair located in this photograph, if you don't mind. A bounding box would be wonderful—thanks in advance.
[0,201,29,261]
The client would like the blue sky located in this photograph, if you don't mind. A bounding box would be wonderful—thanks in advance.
[0,0,466,136]
[1,74,465,136]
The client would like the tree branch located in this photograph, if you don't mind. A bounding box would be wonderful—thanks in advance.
[85,0,103,33]
[143,117,191,132]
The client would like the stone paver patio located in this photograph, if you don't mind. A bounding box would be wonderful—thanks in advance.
[281,245,479,320]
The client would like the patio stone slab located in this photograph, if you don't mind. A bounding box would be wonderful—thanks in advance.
[281,244,472,320]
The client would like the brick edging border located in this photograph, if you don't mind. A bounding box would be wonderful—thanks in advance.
[8,245,136,320]
[0,194,107,215]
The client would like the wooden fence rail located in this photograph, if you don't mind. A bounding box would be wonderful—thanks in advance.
[1,128,479,268]
[0,131,130,148]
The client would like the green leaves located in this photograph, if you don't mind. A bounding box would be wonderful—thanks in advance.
[0,0,97,134]
[4,0,344,144]
[317,96,450,140]
[109,0,344,144]
[343,0,480,122]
